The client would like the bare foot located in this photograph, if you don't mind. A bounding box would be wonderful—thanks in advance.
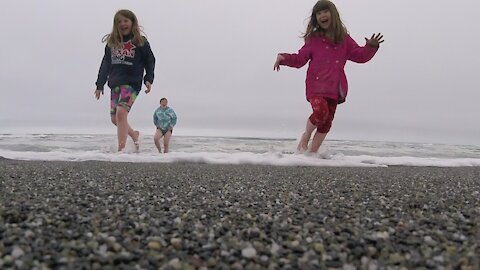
[132,130,140,153]
[118,143,126,152]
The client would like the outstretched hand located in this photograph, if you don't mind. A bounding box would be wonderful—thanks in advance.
[94,89,102,100]
[273,54,285,72]
[365,33,384,48]
[145,82,152,94]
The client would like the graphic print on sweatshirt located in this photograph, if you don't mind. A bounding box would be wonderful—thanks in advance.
[111,41,136,65]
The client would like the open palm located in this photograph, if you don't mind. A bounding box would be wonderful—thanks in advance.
[365,33,384,48]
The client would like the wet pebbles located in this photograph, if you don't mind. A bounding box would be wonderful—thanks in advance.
[1,159,479,269]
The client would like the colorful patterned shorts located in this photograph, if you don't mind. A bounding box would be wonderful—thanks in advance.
[110,85,138,115]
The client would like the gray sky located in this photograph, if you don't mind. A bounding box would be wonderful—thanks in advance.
[1,0,479,145]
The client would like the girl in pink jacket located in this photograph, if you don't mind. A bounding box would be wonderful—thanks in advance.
[274,0,384,153]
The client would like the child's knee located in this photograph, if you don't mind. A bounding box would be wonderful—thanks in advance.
[309,112,333,133]
[309,112,328,126]
[316,123,332,133]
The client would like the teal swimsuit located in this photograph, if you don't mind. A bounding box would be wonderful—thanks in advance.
[153,107,177,135]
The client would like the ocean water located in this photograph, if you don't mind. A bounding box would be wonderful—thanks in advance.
[0,134,479,167]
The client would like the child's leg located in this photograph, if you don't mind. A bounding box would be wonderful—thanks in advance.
[309,99,337,153]
[115,85,139,151]
[111,115,117,126]
[131,129,139,142]
[153,129,163,153]
[298,119,316,151]
[309,132,328,153]
[163,130,172,153]
[298,97,329,151]
[116,106,129,151]
[111,116,138,142]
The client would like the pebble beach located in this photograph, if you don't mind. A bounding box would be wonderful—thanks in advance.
[1,157,479,269]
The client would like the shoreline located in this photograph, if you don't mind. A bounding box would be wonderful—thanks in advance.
[1,159,479,269]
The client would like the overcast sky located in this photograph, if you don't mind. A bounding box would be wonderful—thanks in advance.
[1,0,479,145]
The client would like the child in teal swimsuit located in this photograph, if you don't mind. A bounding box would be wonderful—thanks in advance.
[153,98,177,153]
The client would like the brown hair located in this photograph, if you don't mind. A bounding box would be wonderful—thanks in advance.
[102,9,145,48]
[302,0,347,44]
[160,98,168,102]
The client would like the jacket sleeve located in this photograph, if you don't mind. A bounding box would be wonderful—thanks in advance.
[95,46,111,91]
[169,109,177,128]
[346,35,378,64]
[280,40,312,68]
[142,38,156,85]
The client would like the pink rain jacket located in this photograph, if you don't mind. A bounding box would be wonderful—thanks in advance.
[280,34,378,104]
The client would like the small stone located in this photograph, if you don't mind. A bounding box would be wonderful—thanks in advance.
[148,241,162,250]
[270,242,280,256]
[3,255,13,265]
[421,246,432,258]
[242,247,257,258]
[368,261,379,270]
[389,253,404,264]
[343,264,356,270]
[170,238,182,249]
[313,243,325,254]
[11,246,25,258]
[247,227,260,238]
[112,242,122,252]
[87,241,99,250]
[182,263,195,270]
[372,231,389,240]
[168,258,182,270]
[14,260,24,268]
[367,246,377,257]
[424,236,436,246]
[24,230,34,238]
[174,217,182,225]
[207,258,217,267]
[361,256,369,267]
[99,244,108,255]
[190,256,204,268]
[325,258,342,268]
[452,233,467,242]
[445,245,457,255]
[231,262,244,270]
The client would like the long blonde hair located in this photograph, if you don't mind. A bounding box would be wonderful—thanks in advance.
[102,9,145,48]
[302,0,347,44]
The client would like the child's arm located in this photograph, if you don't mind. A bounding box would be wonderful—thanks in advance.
[170,109,177,128]
[278,41,313,68]
[346,35,379,63]
[95,46,111,93]
[153,110,159,127]
[142,39,156,87]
